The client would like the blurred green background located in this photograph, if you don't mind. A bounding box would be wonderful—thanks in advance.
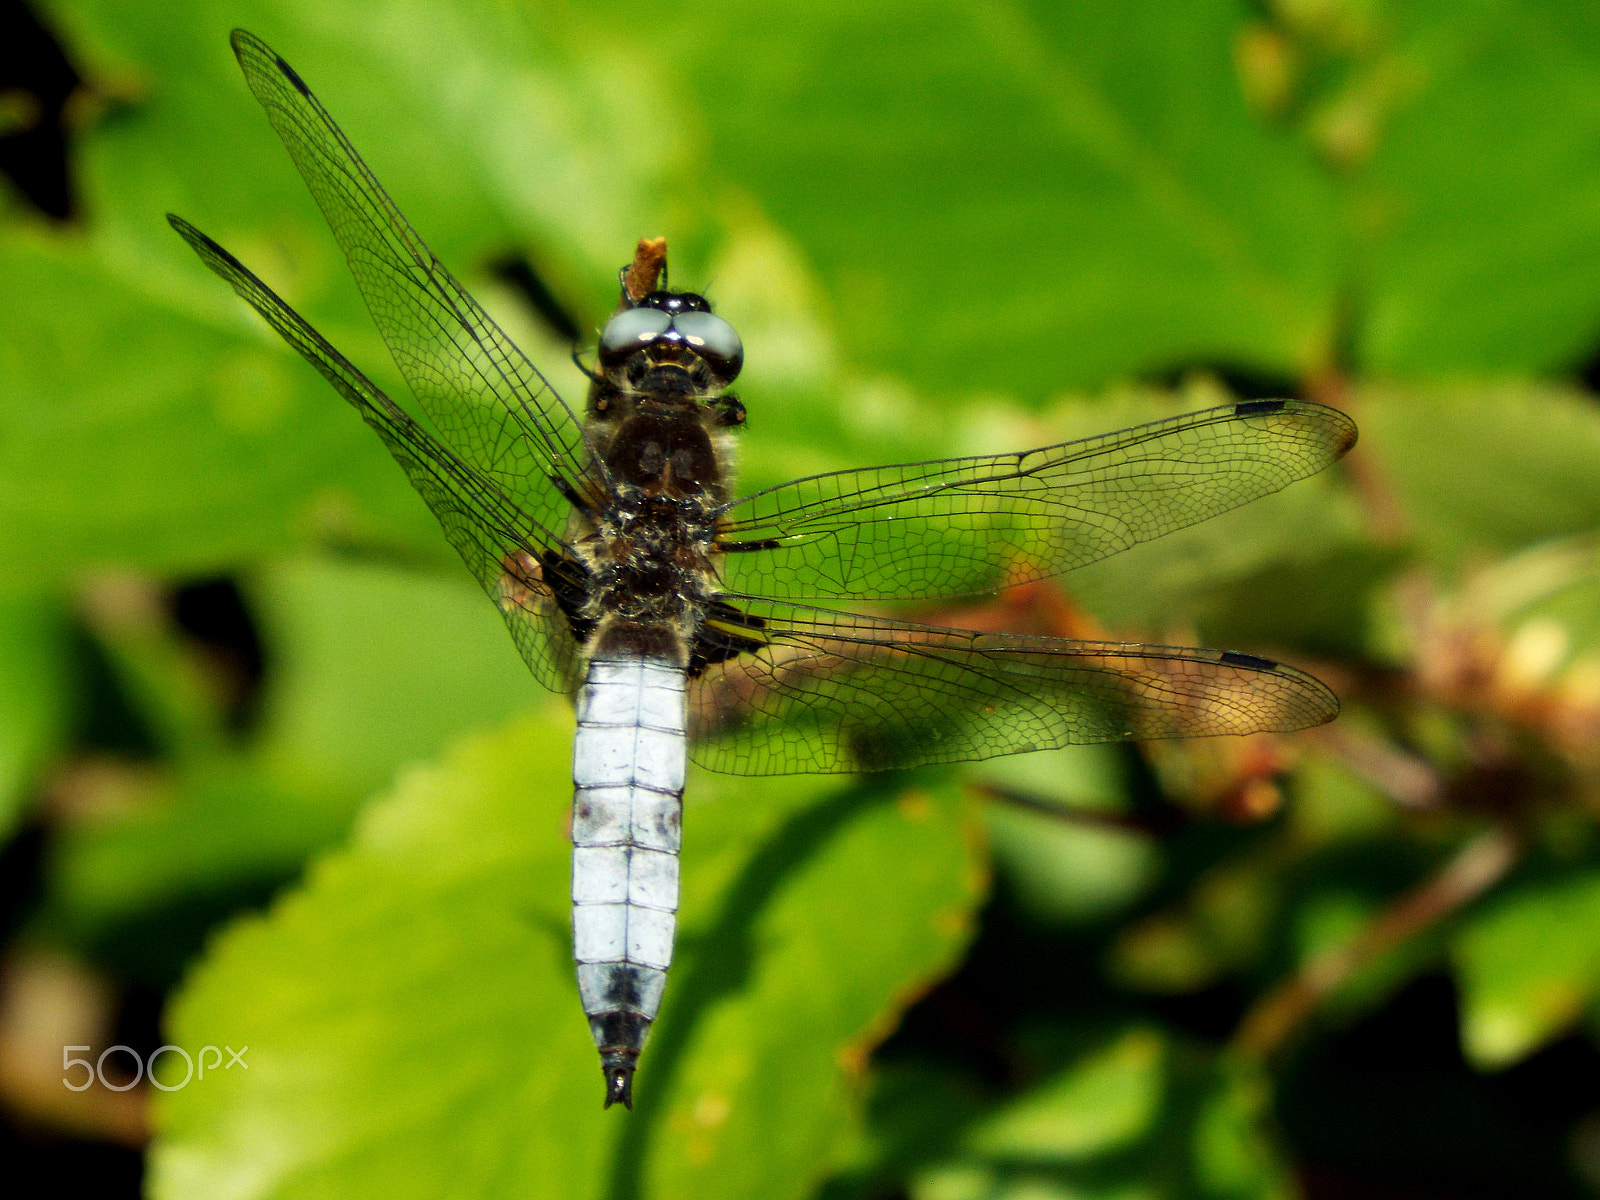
[5,0,1600,1196]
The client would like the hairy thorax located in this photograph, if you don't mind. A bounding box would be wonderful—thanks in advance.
[575,388,732,665]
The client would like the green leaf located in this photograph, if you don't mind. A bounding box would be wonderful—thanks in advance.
[965,1027,1166,1161]
[975,744,1156,927]
[42,761,347,987]
[249,556,541,796]
[150,710,984,1200]
[46,0,675,300]
[0,592,73,837]
[0,227,438,584]
[10,0,636,581]
[903,1033,1295,1200]
[1352,0,1600,374]
[662,0,1341,397]
[1453,870,1600,1068]
[1109,854,1283,997]
[1288,750,1399,848]
[12,0,1352,596]
[983,802,1157,927]
[1190,1059,1296,1200]
[44,554,545,964]
[1360,381,1600,567]
[633,778,983,1200]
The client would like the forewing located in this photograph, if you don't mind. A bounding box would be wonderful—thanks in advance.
[170,215,584,693]
[687,598,1337,775]
[716,400,1357,601]
[229,30,599,537]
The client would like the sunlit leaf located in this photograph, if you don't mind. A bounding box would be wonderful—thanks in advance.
[966,1027,1165,1161]
[151,711,984,1200]
[1352,1,1600,375]
[1454,871,1600,1069]
[1360,382,1600,567]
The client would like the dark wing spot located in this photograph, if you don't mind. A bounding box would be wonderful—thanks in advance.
[1219,650,1278,671]
[1233,400,1286,417]
[276,56,312,96]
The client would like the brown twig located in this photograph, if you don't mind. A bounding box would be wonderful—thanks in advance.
[1306,366,1409,544]
[622,237,668,303]
[1232,821,1520,1060]
[972,780,1187,838]
[1302,720,1443,810]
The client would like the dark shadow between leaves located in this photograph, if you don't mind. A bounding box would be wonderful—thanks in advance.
[1140,362,1302,402]
[604,774,904,1200]
[492,254,583,345]
[0,0,80,221]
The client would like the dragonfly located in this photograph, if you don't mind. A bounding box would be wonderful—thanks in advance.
[169,30,1358,1109]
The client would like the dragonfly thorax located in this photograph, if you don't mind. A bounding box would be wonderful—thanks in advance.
[579,482,718,665]
[604,409,723,495]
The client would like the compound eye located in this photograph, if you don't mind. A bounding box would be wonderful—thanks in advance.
[672,311,744,380]
[599,307,672,365]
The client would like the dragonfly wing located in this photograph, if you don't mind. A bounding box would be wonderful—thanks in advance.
[170,215,586,693]
[686,597,1337,775]
[228,30,600,537]
[716,400,1357,601]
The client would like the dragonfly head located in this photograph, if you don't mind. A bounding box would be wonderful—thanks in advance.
[598,291,744,389]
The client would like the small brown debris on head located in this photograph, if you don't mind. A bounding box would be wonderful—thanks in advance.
[623,237,668,303]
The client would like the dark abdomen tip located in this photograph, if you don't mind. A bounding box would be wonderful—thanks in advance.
[604,1062,635,1109]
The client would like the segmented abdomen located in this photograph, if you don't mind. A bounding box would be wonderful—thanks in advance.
[570,655,686,1107]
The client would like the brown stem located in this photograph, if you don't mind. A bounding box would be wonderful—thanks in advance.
[1232,822,1520,1059]
[1302,721,1442,810]
[1306,366,1409,544]
[623,237,668,302]
[972,781,1186,838]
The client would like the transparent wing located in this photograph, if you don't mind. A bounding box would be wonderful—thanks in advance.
[687,597,1337,775]
[170,215,584,693]
[716,400,1357,601]
[229,29,601,536]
